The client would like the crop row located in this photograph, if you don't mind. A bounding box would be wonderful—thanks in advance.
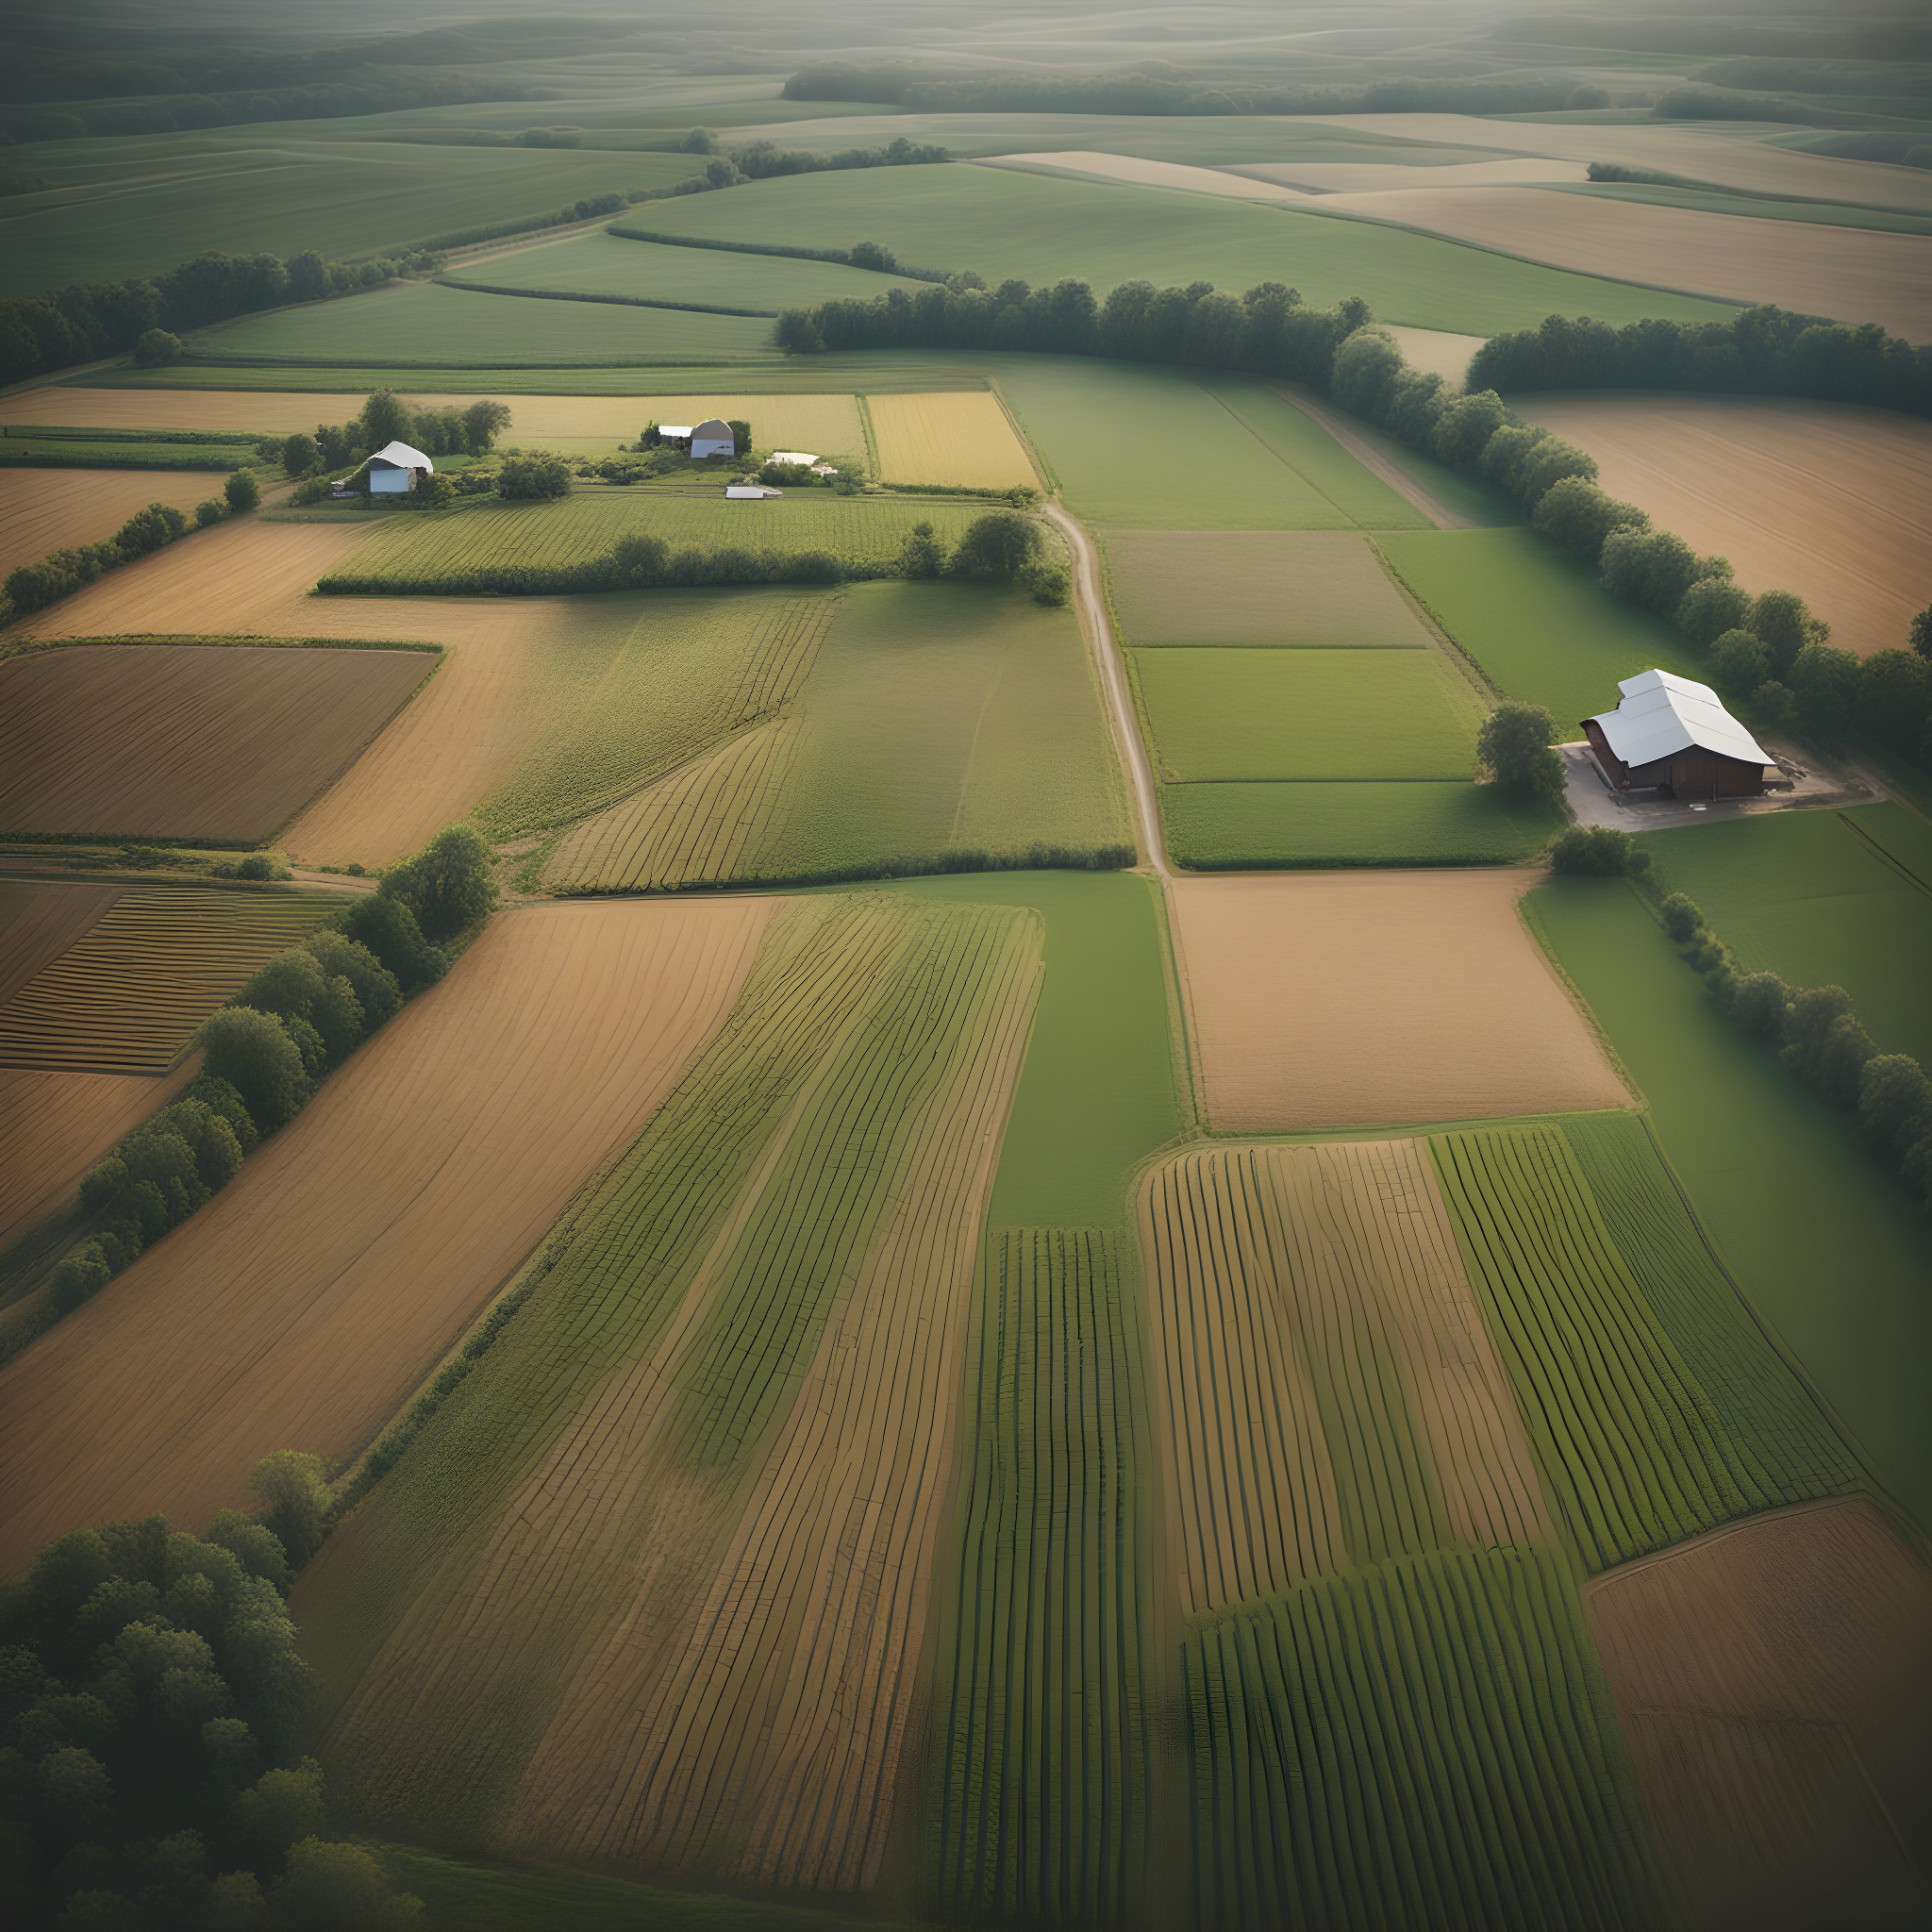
[1184,1543,1657,1931]
[1428,1124,1801,1571]
[925,1226,1150,1924]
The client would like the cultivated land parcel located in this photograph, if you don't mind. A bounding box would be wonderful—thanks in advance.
[3,8,1929,1929]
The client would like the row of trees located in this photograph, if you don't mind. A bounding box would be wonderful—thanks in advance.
[305,392,510,473]
[776,276,1367,385]
[1464,307,1932,418]
[895,512,1070,603]
[674,132,949,182]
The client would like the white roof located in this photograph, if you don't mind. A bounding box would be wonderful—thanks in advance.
[769,451,818,465]
[367,441,433,472]
[725,485,781,498]
[1587,668,1771,770]
[658,425,693,438]
[691,418,732,437]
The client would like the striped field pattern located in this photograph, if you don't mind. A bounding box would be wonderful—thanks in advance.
[925,1227,1151,1925]
[0,886,344,1074]
[868,392,1039,492]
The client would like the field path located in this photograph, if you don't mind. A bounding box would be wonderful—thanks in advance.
[1264,386,1474,528]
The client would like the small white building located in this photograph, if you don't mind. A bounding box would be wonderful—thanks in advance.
[725,485,782,500]
[769,450,818,466]
[657,424,694,446]
[689,417,737,459]
[366,441,434,494]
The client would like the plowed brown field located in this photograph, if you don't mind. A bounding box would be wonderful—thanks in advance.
[1515,394,1932,657]
[1231,158,1592,193]
[0,880,120,1003]
[0,644,429,841]
[0,391,371,432]
[0,471,221,577]
[1170,873,1629,1131]
[1587,1497,1932,1932]
[0,898,772,1574]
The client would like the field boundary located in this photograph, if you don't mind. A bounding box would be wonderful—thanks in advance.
[435,275,780,321]
[1516,885,1645,1105]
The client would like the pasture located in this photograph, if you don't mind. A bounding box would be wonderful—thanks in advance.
[1103,529,1435,646]
[1162,776,1564,868]
[1133,646,1481,781]
[294,896,1041,1888]
[0,643,430,843]
[1378,527,1707,724]
[1530,879,1932,1529]
[0,897,772,1574]
[1512,395,1932,658]
[0,470,219,577]
[867,391,1038,491]
[0,884,342,1076]
[1169,872,1626,1132]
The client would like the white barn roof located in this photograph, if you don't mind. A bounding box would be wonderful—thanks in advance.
[769,450,818,465]
[691,417,731,437]
[367,440,433,472]
[1587,668,1771,770]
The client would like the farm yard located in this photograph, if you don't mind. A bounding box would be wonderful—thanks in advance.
[3,11,1930,1930]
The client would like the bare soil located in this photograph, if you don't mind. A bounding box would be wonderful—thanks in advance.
[0,470,223,578]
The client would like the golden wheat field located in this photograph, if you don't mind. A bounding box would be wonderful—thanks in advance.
[1317,187,1931,339]
[1169,873,1630,1131]
[1140,1140,1551,1617]
[0,390,375,433]
[975,152,1313,202]
[0,644,430,841]
[0,885,345,1075]
[0,899,773,1575]
[0,470,223,578]
[1587,1497,1932,1932]
[867,391,1040,491]
[1515,394,1932,657]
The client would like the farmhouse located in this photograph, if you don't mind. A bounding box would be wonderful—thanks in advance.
[1583,668,1772,799]
[653,419,738,459]
[365,441,434,494]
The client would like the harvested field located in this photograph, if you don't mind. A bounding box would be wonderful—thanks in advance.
[0,390,373,433]
[1381,325,1486,388]
[1312,187,1930,337]
[1513,395,1932,657]
[1170,873,1627,1130]
[0,470,220,578]
[1587,1497,1932,1932]
[0,880,119,1003]
[0,644,429,841]
[295,897,1042,1891]
[0,885,344,1075]
[1141,1141,1551,1613]
[866,391,1037,491]
[0,1062,197,1251]
[1231,157,1593,193]
[0,898,772,1575]
[10,518,369,640]
[974,151,1313,202]
[1103,530,1434,646]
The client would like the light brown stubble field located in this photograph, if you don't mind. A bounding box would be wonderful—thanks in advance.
[1516,393,1932,657]
[0,470,225,578]
[867,391,1039,491]
[0,898,774,1576]
[1587,1497,1932,1932]
[1170,872,1630,1131]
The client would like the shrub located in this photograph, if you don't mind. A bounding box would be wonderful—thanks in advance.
[1599,526,1724,616]
[339,894,447,993]
[1747,588,1824,676]
[1675,575,1753,645]
[236,855,277,881]
[1789,641,1861,735]
[1022,560,1071,606]
[896,519,946,578]
[244,1453,334,1570]
[224,470,260,513]
[378,824,498,942]
[1549,824,1649,875]
[496,453,571,500]
[196,1007,308,1134]
[281,433,321,477]
[303,932,401,1030]
[50,1242,111,1313]
[948,509,1041,578]
[1658,891,1705,942]
[1709,627,1770,695]
[1857,1054,1932,1158]
[1476,701,1564,800]
[1530,476,1648,562]
[194,499,224,528]
[1729,969,1790,1039]
[132,328,181,367]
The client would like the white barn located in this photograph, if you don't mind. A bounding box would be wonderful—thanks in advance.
[689,417,737,459]
[366,441,434,493]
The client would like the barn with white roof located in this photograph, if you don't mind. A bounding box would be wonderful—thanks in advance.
[364,441,434,493]
[1582,668,1772,800]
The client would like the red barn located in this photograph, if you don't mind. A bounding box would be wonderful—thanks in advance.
[1582,669,1772,801]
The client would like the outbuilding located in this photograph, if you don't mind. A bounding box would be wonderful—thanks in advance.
[1582,668,1771,800]
[725,484,782,499]
[689,417,737,459]
[365,441,434,494]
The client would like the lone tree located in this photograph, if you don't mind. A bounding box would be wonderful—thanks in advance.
[282,432,321,476]
[949,509,1042,579]
[224,468,261,513]
[1477,701,1564,801]
[461,398,512,454]
[378,824,498,942]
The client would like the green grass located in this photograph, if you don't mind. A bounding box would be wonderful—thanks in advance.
[1183,1544,1658,1932]
[1635,804,1932,1068]
[1430,1124,1850,1571]
[1101,531,1437,647]
[1528,878,1932,1531]
[926,1227,1151,1924]
[617,165,1740,333]
[1134,647,1482,781]
[1377,528,1708,724]
[1164,779,1563,869]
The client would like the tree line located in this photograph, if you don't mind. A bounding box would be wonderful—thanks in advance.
[1465,306,1932,418]
[1331,327,1932,769]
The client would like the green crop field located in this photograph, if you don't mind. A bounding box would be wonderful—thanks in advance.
[1103,530,1437,647]
[618,165,1740,334]
[1378,528,1707,725]
[1529,879,1932,1530]
[927,1226,1151,1924]
[1164,778,1563,869]
[1185,1544,1657,1932]
[1635,805,1932,1068]
[1134,647,1482,781]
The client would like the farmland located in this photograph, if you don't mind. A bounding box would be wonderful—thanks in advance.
[0,898,771,1573]
[0,884,343,1075]
[0,643,431,842]
[867,391,1038,491]
[1511,395,1932,658]
[1168,873,1628,1131]
[0,879,120,1002]
[0,470,220,577]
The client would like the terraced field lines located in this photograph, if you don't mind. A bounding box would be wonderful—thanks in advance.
[0,645,431,842]
[0,887,343,1075]
[928,1227,1150,1924]
[867,391,1039,491]
[1186,1544,1657,1932]
[0,881,120,1002]
[1429,1125,1792,1571]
